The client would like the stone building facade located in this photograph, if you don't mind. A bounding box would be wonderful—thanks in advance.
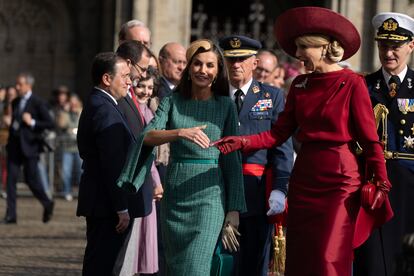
[0,0,413,99]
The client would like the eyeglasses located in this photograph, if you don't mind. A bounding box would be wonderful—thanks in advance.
[133,62,148,74]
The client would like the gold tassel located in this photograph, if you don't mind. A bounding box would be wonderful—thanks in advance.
[269,225,286,275]
[275,225,286,274]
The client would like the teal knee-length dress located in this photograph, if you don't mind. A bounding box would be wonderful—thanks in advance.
[118,93,246,276]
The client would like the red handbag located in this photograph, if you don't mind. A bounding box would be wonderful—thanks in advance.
[361,180,376,209]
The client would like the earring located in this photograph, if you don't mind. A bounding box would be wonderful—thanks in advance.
[321,50,326,60]
[213,77,217,84]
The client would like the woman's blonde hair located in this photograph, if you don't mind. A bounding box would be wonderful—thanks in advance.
[295,35,344,62]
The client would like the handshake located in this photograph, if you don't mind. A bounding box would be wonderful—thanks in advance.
[183,125,248,154]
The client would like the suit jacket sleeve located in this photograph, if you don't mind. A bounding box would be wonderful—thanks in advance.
[32,97,54,131]
[94,104,130,212]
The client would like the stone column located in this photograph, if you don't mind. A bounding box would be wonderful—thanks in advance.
[132,0,192,55]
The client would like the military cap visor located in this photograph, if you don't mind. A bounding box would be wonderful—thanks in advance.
[274,7,360,61]
[219,35,262,57]
[372,13,414,42]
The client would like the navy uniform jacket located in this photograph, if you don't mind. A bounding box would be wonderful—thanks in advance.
[366,68,414,172]
[76,89,152,219]
[7,94,54,158]
[237,79,294,216]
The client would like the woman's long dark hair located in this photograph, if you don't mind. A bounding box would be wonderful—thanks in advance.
[176,43,229,99]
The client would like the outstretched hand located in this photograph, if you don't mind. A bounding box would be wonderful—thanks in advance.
[179,125,210,148]
[210,136,248,154]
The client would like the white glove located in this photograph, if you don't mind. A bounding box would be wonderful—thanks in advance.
[266,190,286,216]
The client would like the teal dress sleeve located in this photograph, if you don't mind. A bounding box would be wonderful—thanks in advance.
[220,100,246,213]
[117,96,172,193]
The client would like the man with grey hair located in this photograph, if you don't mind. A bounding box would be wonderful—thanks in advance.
[4,72,55,224]
[158,42,187,99]
[118,19,151,47]
[254,50,279,84]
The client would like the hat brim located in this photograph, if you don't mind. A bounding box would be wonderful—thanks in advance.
[223,49,258,58]
[375,33,410,42]
[274,7,361,61]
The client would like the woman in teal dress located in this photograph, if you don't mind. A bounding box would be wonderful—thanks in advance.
[118,39,246,275]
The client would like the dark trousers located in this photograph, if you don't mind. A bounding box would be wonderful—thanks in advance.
[82,216,128,276]
[6,153,51,219]
[234,214,273,276]
[354,161,414,276]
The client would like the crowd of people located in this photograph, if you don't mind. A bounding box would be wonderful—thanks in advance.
[1,6,414,276]
[0,81,84,201]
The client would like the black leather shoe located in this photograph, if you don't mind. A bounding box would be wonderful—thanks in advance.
[3,217,17,224]
[43,201,54,223]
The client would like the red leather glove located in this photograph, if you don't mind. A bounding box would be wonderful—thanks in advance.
[370,180,390,210]
[210,136,250,154]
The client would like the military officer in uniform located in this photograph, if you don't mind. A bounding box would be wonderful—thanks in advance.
[219,35,294,276]
[354,12,414,276]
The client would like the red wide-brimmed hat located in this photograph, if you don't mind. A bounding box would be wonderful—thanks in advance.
[274,7,361,61]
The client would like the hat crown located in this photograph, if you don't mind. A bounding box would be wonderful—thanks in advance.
[372,12,414,42]
[229,38,241,48]
[382,18,398,31]
[219,35,262,57]
[274,7,360,61]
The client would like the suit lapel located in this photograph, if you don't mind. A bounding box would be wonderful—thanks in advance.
[161,77,173,93]
[23,95,33,113]
[124,94,143,124]
[93,89,136,141]
[401,68,414,96]
[370,70,389,105]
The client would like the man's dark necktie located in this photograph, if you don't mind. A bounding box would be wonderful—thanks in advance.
[234,89,244,113]
[388,75,401,98]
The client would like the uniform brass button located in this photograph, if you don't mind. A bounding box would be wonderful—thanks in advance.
[402,111,408,115]
[399,129,404,135]
[401,119,406,125]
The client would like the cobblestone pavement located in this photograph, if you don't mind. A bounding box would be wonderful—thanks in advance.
[0,196,85,275]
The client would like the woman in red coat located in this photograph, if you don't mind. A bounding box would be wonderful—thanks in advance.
[213,7,393,276]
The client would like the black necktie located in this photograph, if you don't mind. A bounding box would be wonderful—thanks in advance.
[234,89,244,113]
[388,75,401,98]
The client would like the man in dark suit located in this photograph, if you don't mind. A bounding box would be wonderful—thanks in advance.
[354,12,414,276]
[4,72,55,224]
[115,40,154,217]
[158,42,187,99]
[116,40,149,137]
[117,40,167,275]
[77,52,150,275]
[219,35,294,276]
